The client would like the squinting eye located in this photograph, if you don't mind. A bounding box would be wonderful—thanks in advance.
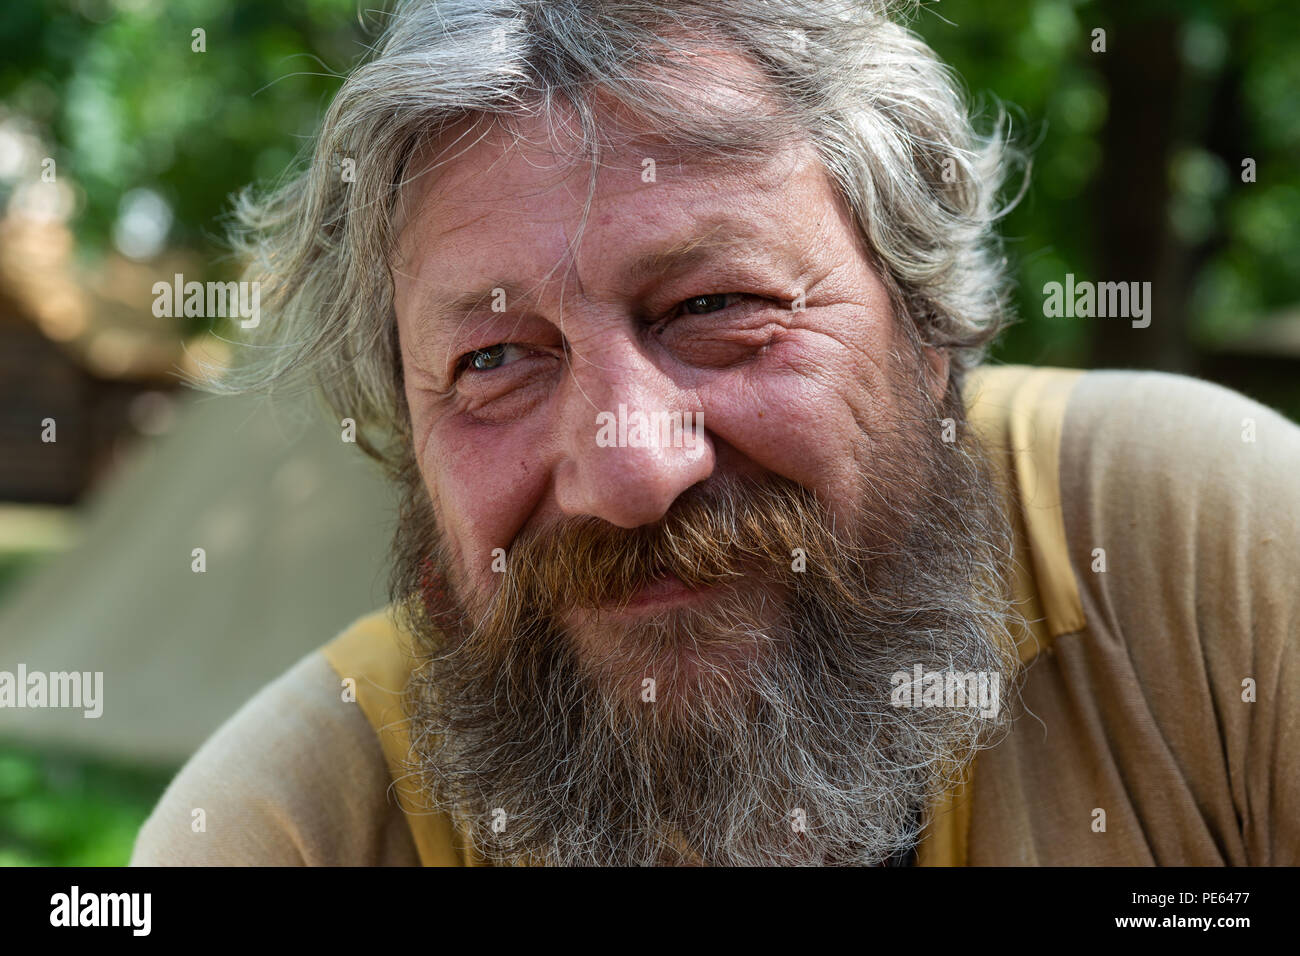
[462,343,523,373]
[681,293,734,315]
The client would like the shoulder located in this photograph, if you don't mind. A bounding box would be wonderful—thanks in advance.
[966,364,1300,545]
[965,363,1300,666]
[1059,369,1300,560]
[1061,371,1300,860]
[1061,367,1300,479]
[964,368,1300,861]
[131,613,419,866]
[1058,368,1300,661]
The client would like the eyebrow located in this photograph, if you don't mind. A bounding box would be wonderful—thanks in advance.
[424,220,778,325]
[624,228,764,285]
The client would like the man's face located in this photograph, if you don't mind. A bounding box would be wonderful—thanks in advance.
[393,106,945,680]
[386,80,1010,867]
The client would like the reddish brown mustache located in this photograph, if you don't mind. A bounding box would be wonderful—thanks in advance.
[420,474,851,619]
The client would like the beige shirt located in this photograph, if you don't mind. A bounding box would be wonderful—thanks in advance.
[130,367,1300,865]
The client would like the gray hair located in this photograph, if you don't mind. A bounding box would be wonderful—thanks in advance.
[207,0,1021,473]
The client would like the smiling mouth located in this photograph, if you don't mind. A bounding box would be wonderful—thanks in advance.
[606,571,722,616]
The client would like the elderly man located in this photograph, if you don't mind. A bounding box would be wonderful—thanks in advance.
[133,0,1298,866]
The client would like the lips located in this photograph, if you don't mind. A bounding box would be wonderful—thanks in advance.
[621,572,702,611]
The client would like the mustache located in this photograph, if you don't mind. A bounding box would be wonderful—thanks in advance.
[418,473,874,625]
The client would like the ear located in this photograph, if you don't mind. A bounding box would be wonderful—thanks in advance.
[922,347,951,404]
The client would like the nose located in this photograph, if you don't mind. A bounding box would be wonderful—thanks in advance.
[553,347,714,528]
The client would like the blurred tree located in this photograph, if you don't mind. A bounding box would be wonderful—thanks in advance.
[0,0,1296,384]
[0,0,370,336]
[915,0,1300,386]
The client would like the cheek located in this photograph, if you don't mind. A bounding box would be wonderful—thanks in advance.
[697,326,898,525]
[701,374,859,514]
[419,413,548,594]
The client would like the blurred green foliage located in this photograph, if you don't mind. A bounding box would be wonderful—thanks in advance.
[915,0,1300,367]
[1,0,371,334]
[2,0,1296,363]
[0,741,175,866]
[0,551,44,606]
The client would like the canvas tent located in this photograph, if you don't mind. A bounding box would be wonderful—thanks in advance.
[0,388,399,765]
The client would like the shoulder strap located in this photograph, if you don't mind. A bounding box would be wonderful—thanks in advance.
[324,364,1087,867]
[915,363,1087,866]
[965,363,1088,652]
[321,611,478,866]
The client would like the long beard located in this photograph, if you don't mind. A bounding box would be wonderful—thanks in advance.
[388,381,1019,866]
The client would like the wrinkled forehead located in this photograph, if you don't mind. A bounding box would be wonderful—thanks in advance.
[392,43,812,244]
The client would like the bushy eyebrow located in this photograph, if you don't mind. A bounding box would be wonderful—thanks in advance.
[423,218,780,326]
[426,284,525,327]
[624,229,765,285]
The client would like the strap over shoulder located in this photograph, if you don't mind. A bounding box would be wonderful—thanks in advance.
[963,363,1088,653]
[916,363,1087,866]
[321,610,479,866]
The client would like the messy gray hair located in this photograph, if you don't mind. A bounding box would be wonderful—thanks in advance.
[206,0,1021,474]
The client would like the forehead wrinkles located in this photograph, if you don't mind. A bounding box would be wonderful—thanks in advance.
[392,37,804,265]
[394,115,579,265]
[392,95,840,343]
[396,161,790,334]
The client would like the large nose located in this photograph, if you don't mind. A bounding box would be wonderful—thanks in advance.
[553,344,714,528]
